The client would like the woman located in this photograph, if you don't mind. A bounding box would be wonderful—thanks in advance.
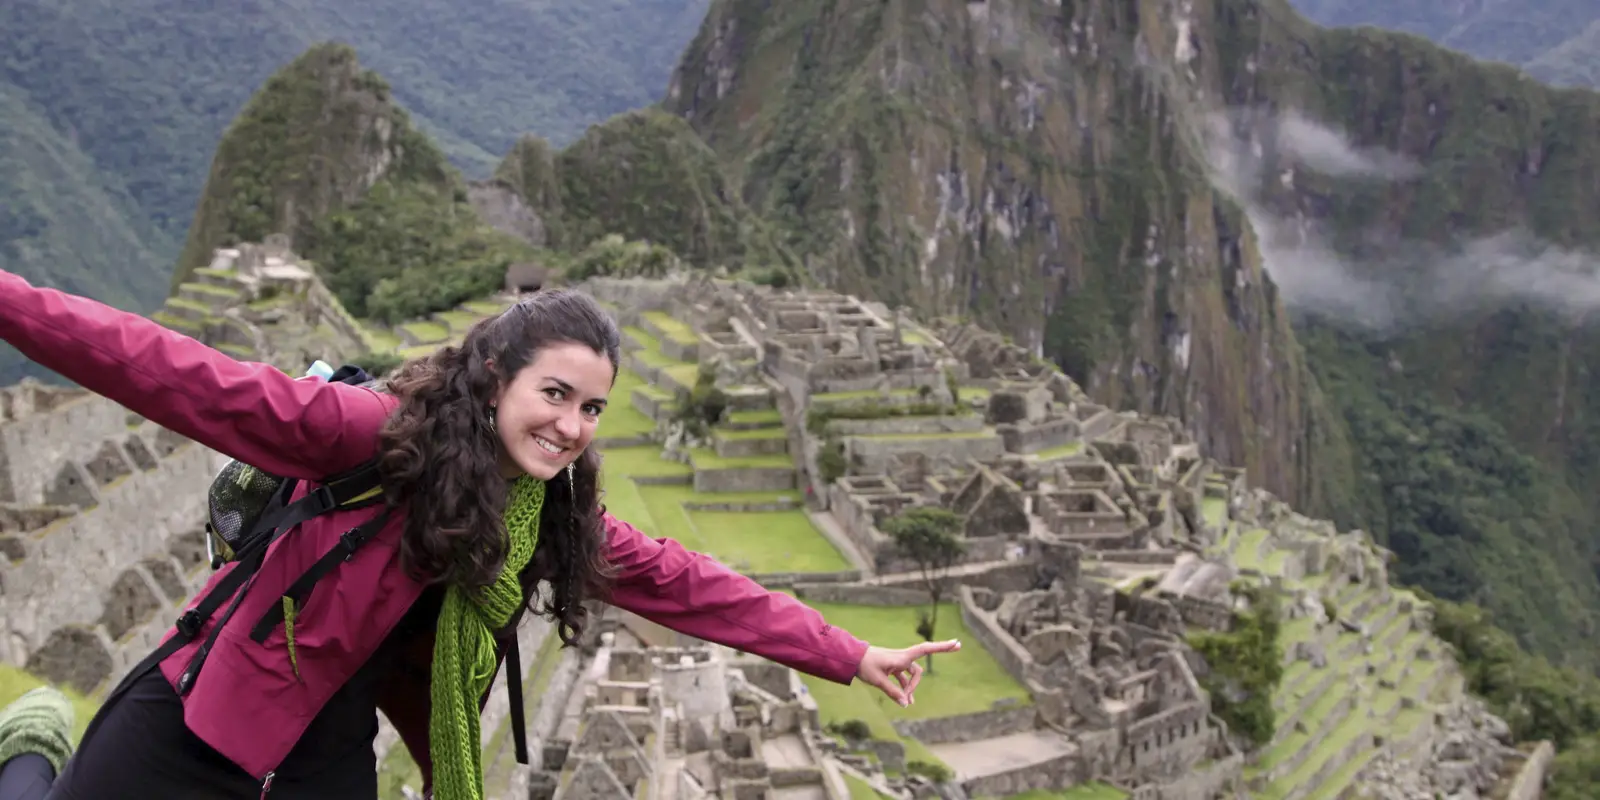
[0,269,958,800]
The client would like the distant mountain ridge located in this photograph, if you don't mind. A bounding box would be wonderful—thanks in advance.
[1290,0,1600,86]
[0,0,709,382]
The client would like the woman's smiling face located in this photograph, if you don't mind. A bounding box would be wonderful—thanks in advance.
[490,340,614,480]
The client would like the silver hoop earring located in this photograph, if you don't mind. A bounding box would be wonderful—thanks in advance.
[487,405,498,433]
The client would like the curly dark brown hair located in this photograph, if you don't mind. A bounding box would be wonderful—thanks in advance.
[375,289,621,645]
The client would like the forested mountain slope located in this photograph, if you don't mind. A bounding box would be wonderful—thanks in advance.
[0,0,707,381]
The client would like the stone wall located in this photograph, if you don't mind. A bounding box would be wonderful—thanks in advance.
[997,417,1079,454]
[846,434,1006,475]
[958,748,1082,797]
[793,560,1040,608]
[0,393,135,505]
[957,586,1032,687]
[822,415,986,438]
[792,584,927,606]
[582,277,687,311]
[629,389,671,423]
[693,465,795,493]
[1503,740,1554,800]
[0,427,220,692]
[304,274,380,355]
[892,704,1037,744]
[1143,754,1242,800]
[749,569,863,590]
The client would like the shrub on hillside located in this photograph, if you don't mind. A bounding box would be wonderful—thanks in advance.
[301,180,534,323]
[565,234,679,282]
[1187,583,1284,747]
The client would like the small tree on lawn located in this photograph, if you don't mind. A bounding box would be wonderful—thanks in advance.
[882,506,966,672]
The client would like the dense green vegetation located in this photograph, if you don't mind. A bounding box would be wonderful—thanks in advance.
[0,0,707,381]
[1188,583,1284,747]
[1204,3,1600,684]
[1304,324,1600,670]
[303,181,535,324]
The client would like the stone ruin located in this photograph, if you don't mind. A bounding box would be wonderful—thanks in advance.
[532,621,853,800]
[0,379,219,695]
[160,236,373,372]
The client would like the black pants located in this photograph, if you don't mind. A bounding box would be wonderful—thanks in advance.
[0,754,53,800]
[26,667,381,800]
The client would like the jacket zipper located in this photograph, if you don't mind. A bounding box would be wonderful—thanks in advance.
[259,771,275,798]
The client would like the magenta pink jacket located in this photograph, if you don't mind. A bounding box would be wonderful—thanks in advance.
[0,270,869,781]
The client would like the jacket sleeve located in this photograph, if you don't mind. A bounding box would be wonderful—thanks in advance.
[601,512,870,685]
[0,269,391,479]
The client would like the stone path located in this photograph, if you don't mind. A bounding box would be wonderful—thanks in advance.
[761,733,814,768]
[858,559,1014,585]
[772,786,828,800]
[927,730,1077,780]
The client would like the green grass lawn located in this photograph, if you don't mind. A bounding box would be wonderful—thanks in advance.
[844,773,892,800]
[686,507,849,573]
[599,447,846,574]
[727,408,783,426]
[1030,441,1084,460]
[799,602,1029,718]
[715,426,788,441]
[599,370,660,439]
[793,601,1030,771]
[436,309,487,333]
[853,430,995,442]
[643,311,699,346]
[623,325,660,352]
[400,320,449,343]
[363,327,403,352]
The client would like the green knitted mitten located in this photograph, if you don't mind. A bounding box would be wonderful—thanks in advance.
[0,687,76,776]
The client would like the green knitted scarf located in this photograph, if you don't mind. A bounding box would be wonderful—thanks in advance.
[429,475,545,800]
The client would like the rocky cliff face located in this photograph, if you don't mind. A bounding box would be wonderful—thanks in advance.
[662,0,1600,667]
[664,0,1357,518]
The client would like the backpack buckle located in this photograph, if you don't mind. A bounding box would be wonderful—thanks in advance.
[175,610,203,639]
[339,530,362,561]
[309,483,336,511]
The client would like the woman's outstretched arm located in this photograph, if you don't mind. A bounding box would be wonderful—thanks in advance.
[601,513,960,705]
[601,512,869,683]
[0,269,390,479]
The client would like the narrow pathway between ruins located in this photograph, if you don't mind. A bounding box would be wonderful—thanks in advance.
[805,510,875,574]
